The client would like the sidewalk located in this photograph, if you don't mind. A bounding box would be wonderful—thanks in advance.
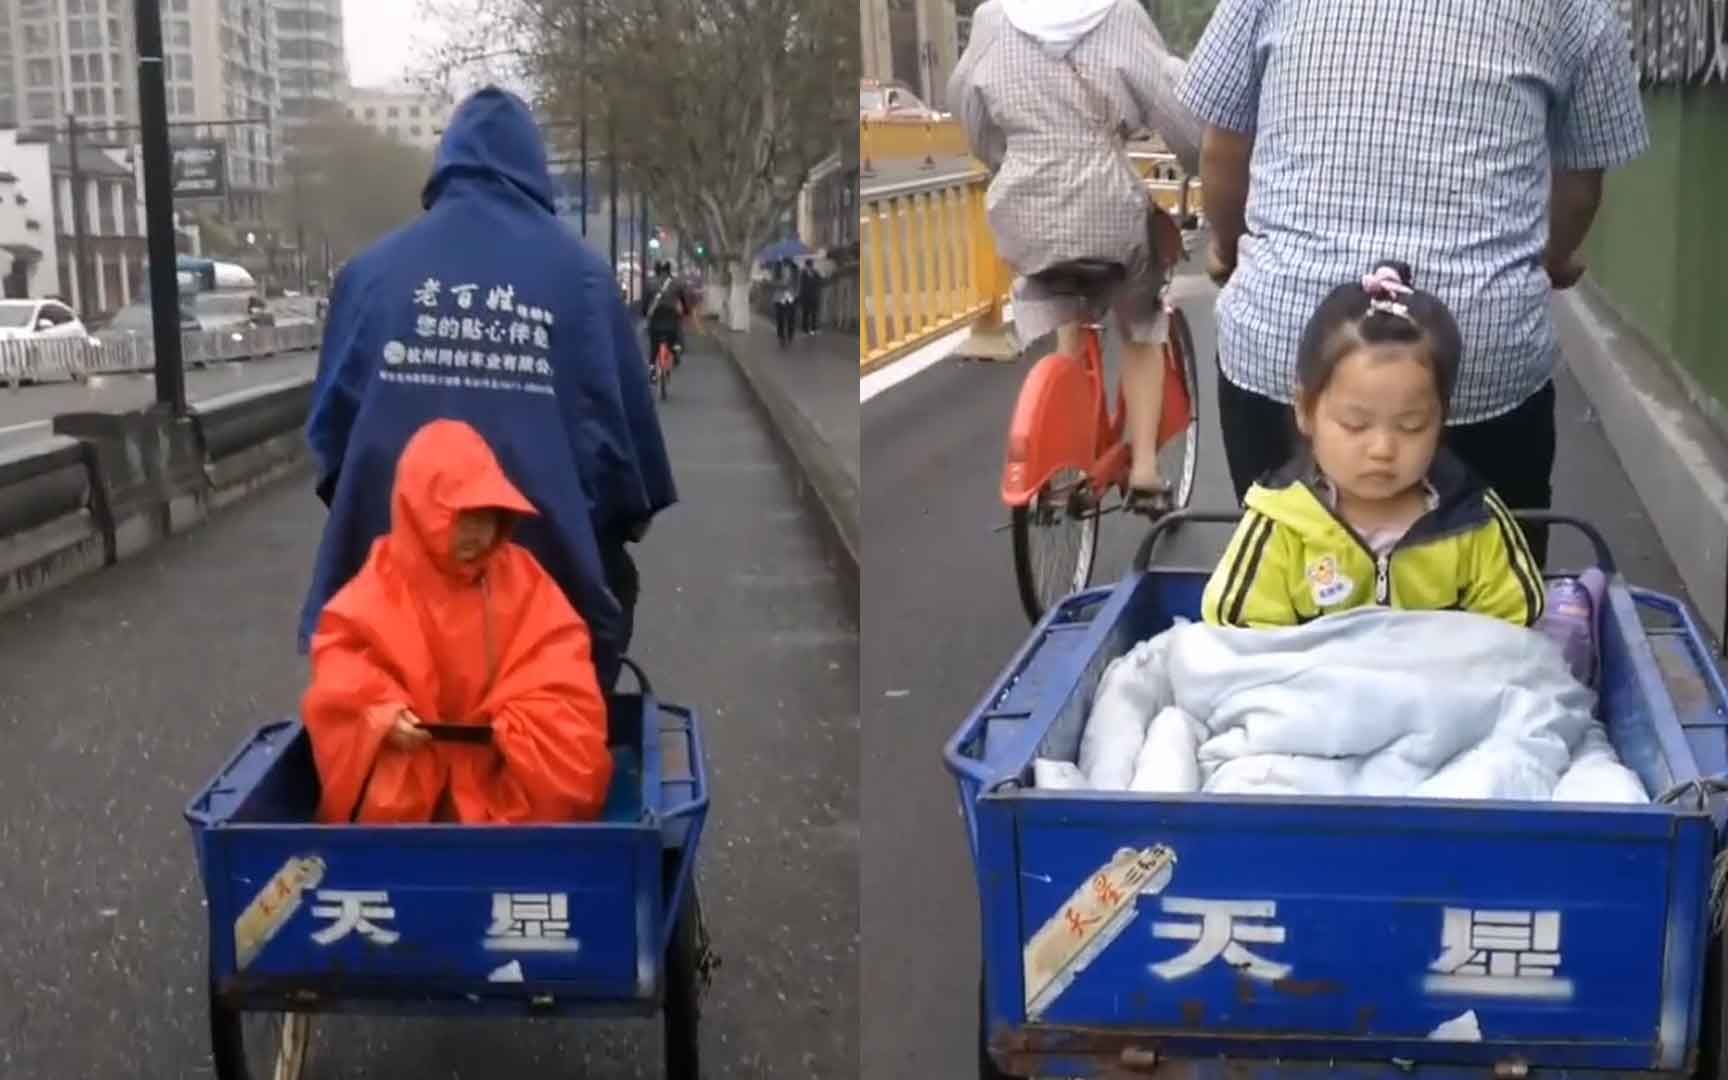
[704,315,860,588]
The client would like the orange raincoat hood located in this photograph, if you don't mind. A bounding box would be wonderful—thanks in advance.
[302,420,612,825]
[387,418,539,582]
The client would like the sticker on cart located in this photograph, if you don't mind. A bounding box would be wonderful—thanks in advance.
[483,893,582,953]
[233,855,326,971]
[1423,908,1573,1000]
[1023,846,1176,1019]
[1150,897,1292,982]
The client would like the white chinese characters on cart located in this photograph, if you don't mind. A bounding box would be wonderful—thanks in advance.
[303,889,583,955]
[1425,908,1573,1000]
[1144,899,1573,1000]
[382,276,559,396]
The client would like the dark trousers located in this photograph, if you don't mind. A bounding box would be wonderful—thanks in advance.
[1216,368,1557,565]
[800,296,820,333]
[775,302,797,344]
[597,539,639,691]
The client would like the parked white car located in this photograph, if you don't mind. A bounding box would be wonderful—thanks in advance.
[0,298,94,343]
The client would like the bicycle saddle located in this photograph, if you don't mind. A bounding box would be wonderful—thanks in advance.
[1032,259,1127,294]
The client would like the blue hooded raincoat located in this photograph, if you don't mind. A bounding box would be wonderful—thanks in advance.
[300,87,675,685]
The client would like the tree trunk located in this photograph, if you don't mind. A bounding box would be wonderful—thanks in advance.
[725,259,751,332]
[703,283,727,318]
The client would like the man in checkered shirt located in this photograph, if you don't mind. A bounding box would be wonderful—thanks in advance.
[1179,0,1647,563]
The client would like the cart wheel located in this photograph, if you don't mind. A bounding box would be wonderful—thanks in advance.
[208,987,312,1080]
[663,852,711,1080]
[978,973,1028,1080]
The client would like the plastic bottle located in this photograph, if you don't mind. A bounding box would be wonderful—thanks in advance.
[1536,567,1606,686]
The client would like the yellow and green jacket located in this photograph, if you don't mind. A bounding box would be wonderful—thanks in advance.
[1202,451,1545,629]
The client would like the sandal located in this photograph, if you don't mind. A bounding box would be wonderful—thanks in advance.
[1125,482,1174,517]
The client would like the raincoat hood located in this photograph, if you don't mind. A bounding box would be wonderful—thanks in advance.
[422,86,556,214]
[391,420,538,581]
[999,0,1117,49]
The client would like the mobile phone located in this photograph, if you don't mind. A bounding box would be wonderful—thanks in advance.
[417,723,493,745]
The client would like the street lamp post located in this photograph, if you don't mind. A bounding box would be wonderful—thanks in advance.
[132,0,186,415]
[580,0,590,238]
[64,114,96,321]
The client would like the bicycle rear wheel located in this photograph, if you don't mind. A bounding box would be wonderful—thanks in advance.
[1154,307,1200,512]
[1011,466,1099,624]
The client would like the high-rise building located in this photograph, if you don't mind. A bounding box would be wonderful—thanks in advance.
[343,85,454,153]
[0,1,283,220]
[185,0,281,220]
[2,0,143,133]
[275,0,347,125]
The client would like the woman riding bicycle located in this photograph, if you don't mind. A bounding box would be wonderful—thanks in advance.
[948,0,1201,509]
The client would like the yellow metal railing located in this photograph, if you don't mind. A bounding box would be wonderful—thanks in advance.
[860,117,974,168]
[860,168,1010,372]
[859,150,1201,373]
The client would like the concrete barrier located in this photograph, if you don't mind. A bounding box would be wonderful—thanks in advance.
[0,438,105,616]
[190,378,317,508]
[0,371,319,613]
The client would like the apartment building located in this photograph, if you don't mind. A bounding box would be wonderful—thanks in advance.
[0,128,146,314]
[0,130,59,299]
[0,0,282,222]
[276,0,347,125]
[344,85,454,153]
[0,0,142,133]
[185,0,280,220]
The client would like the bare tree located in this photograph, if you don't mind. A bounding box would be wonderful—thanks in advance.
[272,112,437,272]
[423,0,851,330]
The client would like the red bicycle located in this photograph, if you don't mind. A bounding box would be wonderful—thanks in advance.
[650,339,677,401]
[1001,210,1200,623]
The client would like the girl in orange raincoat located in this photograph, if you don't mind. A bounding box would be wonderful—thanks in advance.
[303,419,613,824]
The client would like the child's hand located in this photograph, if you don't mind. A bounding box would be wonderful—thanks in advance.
[386,709,432,751]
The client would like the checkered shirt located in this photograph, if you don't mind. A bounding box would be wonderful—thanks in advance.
[1179,0,1648,423]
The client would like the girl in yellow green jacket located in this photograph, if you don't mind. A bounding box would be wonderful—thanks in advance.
[1203,262,1545,629]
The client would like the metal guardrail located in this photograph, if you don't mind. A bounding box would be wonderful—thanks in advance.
[858,151,1201,373]
[0,321,324,388]
[860,166,1006,372]
[0,437,89,539]
[190,376,317,462]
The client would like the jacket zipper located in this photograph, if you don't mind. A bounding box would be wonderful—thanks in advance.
[1374,553,1391,605]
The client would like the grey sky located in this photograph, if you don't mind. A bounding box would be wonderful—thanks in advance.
[344,0,448,88]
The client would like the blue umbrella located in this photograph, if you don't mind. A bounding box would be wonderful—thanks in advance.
[757,237,812,264]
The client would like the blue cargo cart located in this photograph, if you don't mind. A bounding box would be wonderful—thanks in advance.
[185,661,712,1079]
[946,512,1728,1079]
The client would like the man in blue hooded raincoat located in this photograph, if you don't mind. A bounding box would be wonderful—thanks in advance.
[300,87,674,689]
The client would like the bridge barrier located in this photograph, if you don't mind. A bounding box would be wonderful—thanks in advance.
[0,321,323,388]
[860,117,972,171]
[0,372,319,615]
[859,150,1199,373]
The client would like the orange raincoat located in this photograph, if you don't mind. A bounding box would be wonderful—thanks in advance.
[303,419,613,825]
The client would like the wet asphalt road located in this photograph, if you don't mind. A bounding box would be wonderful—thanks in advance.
[0,349,319,453]
[857,271,1692,1078]
[0,335,858,1077]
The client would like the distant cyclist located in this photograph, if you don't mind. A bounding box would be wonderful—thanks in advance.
[642,261,694,376]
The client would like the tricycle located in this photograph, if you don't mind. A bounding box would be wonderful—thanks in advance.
[947,511,1728,1079]
[184,660,712,1079]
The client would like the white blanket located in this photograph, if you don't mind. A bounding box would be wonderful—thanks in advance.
[1061,608,1647,804]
